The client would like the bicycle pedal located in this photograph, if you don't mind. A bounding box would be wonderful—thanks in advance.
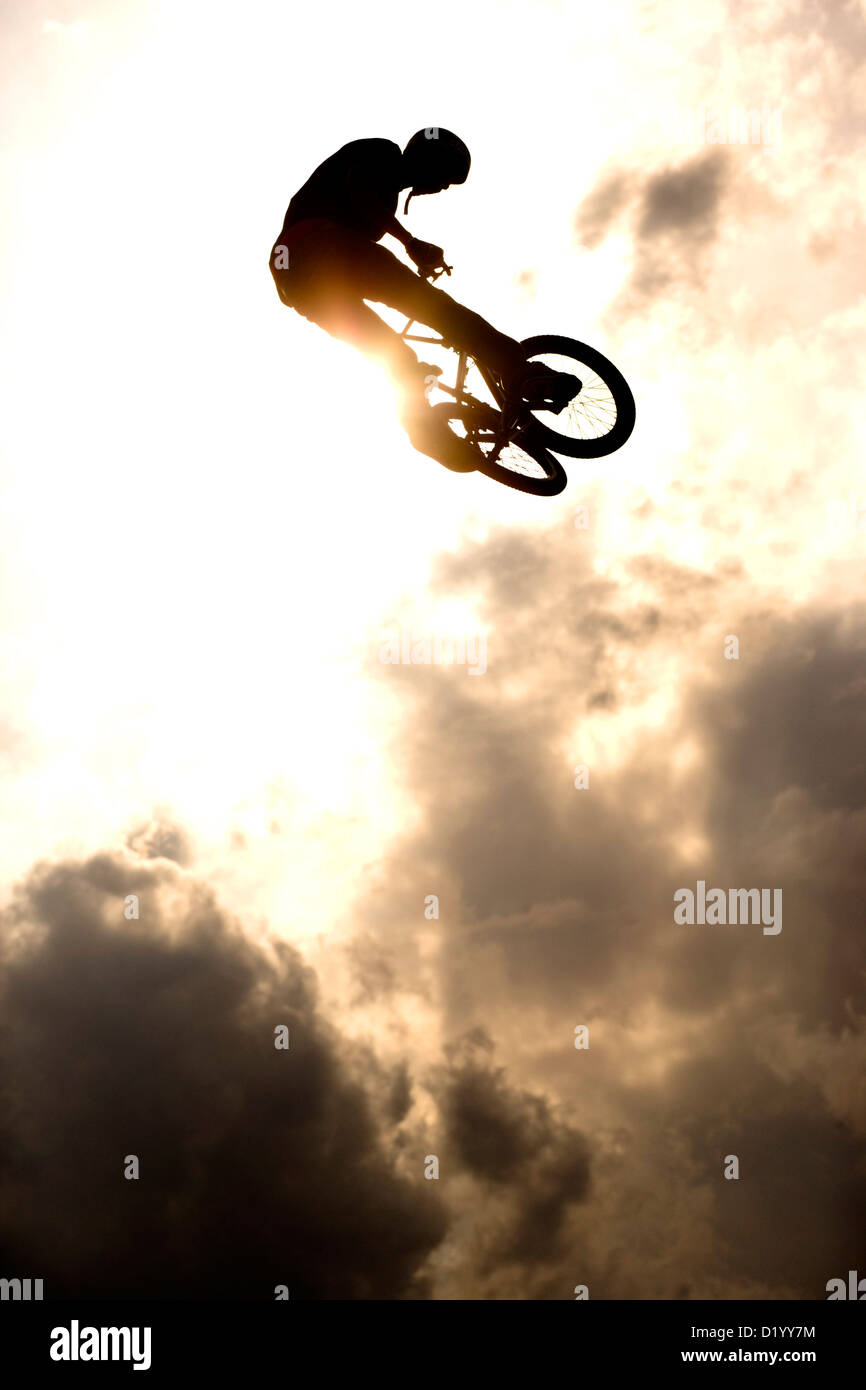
[548,377,582,412]
[520,372,582,413]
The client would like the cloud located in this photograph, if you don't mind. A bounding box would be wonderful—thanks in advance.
[124,813,194,866]
[435,1028,591,1271]
[574,169,631,249]
[574,149,733,317]
[0,839,601,1299]
[636,150,729,241]
[350,523,866,1298]
[0,849,447,1298]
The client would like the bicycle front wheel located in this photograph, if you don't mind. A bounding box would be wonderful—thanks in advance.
[519,335,636,458]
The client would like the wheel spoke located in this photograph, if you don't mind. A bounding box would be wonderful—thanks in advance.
[453,359,550,479]
[527,353,620,442]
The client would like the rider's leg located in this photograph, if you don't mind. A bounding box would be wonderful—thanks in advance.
[289,280,428,387]
[347,239,527,380]
[274,223,577,407]
[338,237,579,407]
[279,278,477,472]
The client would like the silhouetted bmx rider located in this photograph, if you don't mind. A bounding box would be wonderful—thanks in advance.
[269,129,580,472]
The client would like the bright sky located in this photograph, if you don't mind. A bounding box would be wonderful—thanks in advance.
[1,0,863,948]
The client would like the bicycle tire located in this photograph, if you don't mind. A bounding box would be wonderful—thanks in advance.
[519,335,636,458]
[430,401,567,497]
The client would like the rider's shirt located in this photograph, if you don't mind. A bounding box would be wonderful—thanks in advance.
[279,138,404,244]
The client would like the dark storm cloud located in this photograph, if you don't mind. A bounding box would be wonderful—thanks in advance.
[386,1061,413,1125]
[659,1044,866,1295]
[439,1028,545,1180]
[356,523,866,1297]
[667,606,866,1034]
[435,1029,591,1268]
[695,607,866,817]
[343,930,399,1004]
[0,848,447,1298]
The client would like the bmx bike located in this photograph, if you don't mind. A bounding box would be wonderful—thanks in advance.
[400,264,636,496]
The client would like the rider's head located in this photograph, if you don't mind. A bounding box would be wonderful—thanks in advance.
[402,128,471,211]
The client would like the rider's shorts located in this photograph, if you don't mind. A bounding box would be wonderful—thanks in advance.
[269,218,356,307]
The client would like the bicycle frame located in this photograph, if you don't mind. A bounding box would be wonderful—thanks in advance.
[398,266,515,446]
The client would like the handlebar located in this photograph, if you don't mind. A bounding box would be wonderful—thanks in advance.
[424,261,452,283]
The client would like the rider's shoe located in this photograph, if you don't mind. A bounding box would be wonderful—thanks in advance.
[398,395,478,473]
[509,361,581,413]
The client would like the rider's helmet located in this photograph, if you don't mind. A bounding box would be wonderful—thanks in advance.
[402,128,471,212]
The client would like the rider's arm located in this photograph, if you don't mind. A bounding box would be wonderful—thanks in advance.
[384,217,443,272]
[382,213,412,248]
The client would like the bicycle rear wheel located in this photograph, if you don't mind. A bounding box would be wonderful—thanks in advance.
[477,427,567,496]
[430,392,567,497]
[519,335,635,458]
